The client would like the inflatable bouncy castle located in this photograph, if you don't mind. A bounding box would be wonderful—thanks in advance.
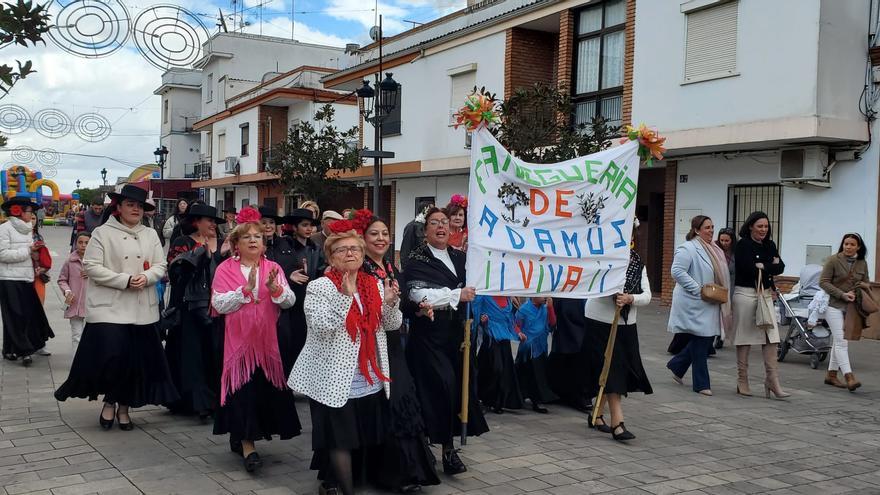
[1,165,61,212]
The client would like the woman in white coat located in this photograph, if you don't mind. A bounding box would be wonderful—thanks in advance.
[55,185,178,430]
[666,215,729,396]
[289,225,402,495]
[0,196,54,366]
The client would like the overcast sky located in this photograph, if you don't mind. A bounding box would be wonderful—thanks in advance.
[2,0,464,194]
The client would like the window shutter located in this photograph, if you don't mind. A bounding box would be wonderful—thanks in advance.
[684,0,738,83]
[449,71,477,123]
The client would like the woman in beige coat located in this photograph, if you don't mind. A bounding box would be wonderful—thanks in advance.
[55,185,178,431]
[819,233,869,391]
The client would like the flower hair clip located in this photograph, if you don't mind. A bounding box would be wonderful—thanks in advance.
[236,206,261,224]
[449,194,468,209]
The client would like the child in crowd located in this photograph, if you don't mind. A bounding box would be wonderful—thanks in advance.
[473,295,525,414]
[515,297,558,413]
[58,232,90,346]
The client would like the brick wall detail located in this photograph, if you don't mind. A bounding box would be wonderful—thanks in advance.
[505,27,559,99]
[661,162,677,305]
[622,0,636,125]
[257,105,289,172]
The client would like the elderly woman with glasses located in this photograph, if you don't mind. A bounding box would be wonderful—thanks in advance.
[289,219,402,495]
[402,206,488,476]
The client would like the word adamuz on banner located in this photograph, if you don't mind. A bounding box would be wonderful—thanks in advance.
[465,126,640,298]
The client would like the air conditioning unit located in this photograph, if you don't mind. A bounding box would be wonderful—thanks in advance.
[779,146,828,183]
[224,156,240,174]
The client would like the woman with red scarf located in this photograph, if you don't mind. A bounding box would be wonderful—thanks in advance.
[289,221,402,495]
[211,208,300,473]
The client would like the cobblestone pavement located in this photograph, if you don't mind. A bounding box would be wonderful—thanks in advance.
[2,227,880,495]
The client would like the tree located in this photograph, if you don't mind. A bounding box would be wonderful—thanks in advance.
[73,187,101,205]
[492,83,619,164]
[265,104,360,204]
[1,0,50,98]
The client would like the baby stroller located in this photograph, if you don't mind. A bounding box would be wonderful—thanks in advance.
[776,264,832,369]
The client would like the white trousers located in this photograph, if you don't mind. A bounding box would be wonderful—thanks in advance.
[824,306,851,374]
[70,317,85,346]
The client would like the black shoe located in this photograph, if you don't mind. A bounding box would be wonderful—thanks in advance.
[3,353,17,361]
[571,398,592,414]
[714,337,724,350]
[230,438,243,456]
[589,414,612,433]
[21,355,32,367]
[244,452,262,473]
[99,405,115,430]
[318,483,340,495]
[531,402,549,414]
[612,422,635,442]
[491,406,504,414]
[398,484,421,493]
[442,449,467,475]
[116,411,133,431]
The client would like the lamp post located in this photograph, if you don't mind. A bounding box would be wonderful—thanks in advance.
[100,168,107,186]
[153,145,169,215]
[75,179,80,190]
[356,15,400,213]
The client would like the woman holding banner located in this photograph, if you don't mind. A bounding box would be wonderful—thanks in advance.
[402,207,487,476]
[584,220,653,441]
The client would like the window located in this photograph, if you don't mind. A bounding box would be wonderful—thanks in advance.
[727,184,782,247]
[571,0,625,131]
[448,65,477,124]
[205,73,213,102]
[162,98,169,124]
[240,123,249,156]
[381,85,401,137]
[217,132,226,162]
[684,0,738,83]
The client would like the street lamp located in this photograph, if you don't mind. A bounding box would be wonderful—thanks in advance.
[100,168,107,186]
[75,179,81,190]
[154,145,169,214]
[357,69,399,213]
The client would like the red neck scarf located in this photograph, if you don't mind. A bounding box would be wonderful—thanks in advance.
[325,268,389,385]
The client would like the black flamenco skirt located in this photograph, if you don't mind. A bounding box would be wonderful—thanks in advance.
[213,367,301,442]
[516,353,559,404]
[406,313,489,445]
[477,337,524,410]
[369,330,439,489]
[310,391,387,451]
[54,322,179,407]
[164,311,221,416]
[584,319,653,396]
[548,350,596,406]
[0,280,54,357]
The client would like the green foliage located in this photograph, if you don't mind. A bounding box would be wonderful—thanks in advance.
[0,0,51,97]
[0,132,6,147]
[264,104,361,204]
[73,187,101,205]
[493,83,619,164]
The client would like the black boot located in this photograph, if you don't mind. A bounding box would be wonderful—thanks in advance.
[442,449,467,475]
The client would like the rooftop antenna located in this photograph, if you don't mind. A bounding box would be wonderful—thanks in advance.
[403,19,423,29]
[291,0,295,40]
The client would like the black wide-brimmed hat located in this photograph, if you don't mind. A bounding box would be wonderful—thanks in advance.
[258,205,281,221]
[108,184,154,211]
[223,206,238,213]
[282,208,316,225]
[1,195,41,213]
[185,203,226,224]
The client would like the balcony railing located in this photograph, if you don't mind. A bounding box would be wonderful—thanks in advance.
[184,161,212,180]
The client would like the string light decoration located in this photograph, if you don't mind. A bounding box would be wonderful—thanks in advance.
[132,5,210,70]
[47,0,131,58]
[0,105,31,134]
[33,108,74,138]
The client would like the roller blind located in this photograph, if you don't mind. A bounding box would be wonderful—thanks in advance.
[684,0,738,83]
[449,71,476,123]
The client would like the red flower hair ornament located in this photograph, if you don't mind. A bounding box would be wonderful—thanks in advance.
[236,206,261,224]
[449,194,468,209]
[332,209,374,235]
[9,205,23,217]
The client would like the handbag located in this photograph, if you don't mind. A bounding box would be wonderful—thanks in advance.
[755,270,776,330]
[701,283,728,304]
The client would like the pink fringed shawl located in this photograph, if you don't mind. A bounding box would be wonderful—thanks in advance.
[212,256,286,405]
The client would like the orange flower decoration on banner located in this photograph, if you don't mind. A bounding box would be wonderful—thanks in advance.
[453,88,500,131]
[620,124,667,166]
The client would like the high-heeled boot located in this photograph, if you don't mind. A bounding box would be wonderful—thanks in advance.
[736,345,752,396]
[762,344,790,399]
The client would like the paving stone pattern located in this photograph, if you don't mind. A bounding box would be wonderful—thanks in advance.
[2,227,880,494]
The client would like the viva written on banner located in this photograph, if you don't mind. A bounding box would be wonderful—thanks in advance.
[465,127,640,298]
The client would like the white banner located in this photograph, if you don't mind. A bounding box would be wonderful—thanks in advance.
[465,127,640,298]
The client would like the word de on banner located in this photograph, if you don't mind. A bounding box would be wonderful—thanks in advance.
[465,127,640,298]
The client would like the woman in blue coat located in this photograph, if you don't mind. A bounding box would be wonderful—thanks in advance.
[667,215,725,396]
